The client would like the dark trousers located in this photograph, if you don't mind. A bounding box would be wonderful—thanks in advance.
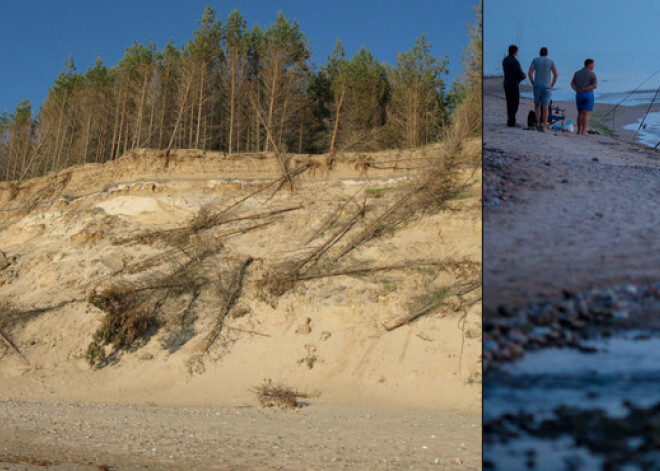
[503,82,520,126]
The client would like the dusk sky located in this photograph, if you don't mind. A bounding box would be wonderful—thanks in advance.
[0,0,479,115]
[484,0,660,96]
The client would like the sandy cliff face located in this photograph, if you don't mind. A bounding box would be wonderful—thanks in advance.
[0,143,481,412]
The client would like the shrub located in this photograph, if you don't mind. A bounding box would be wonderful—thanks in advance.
[86,287,155,367]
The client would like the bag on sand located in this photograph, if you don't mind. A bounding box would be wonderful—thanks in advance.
[527,110,536,128]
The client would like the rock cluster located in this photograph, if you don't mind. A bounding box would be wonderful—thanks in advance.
[484,282,660,371]
[485,401,660,470]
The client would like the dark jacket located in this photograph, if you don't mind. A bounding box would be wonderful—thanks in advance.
[503,55,525,84]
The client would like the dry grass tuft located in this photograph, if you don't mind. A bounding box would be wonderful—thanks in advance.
[254,378,316,409]
[255,261,299,306]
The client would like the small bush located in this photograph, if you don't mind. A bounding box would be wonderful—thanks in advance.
[86,287,155,367]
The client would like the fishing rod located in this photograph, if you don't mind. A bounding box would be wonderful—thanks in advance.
[601,68,660,121]
[633,81,660,141]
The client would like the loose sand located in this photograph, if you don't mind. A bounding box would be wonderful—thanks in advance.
[0,145,481,469]
[484,77,660,310]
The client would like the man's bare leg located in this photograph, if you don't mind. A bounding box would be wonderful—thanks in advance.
[541,105,549,132]
[577,111,583,135]
[535,103,542,130]
[582,110,591,135]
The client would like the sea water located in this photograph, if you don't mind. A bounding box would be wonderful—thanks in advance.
[484,332,660,470]
[488,46,660,146]
[623,111,660,148]
[518,83,660,147]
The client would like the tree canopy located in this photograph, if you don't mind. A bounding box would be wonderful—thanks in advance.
[0,6,480,181]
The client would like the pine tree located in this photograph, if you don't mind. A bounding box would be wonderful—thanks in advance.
[189,6,223,149]
[389,34,448,148]
[223,9,248,154]
[258,12,310,152]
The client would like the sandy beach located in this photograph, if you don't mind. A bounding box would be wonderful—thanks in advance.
[0,144,481,469]
[483,76,660,310]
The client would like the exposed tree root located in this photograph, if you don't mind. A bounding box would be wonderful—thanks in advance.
[199,257,254,357]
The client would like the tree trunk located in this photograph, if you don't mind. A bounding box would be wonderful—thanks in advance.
[52,97,67,171]
[116,91,128,159]
[158,65,170,149]
[165,73,194,158]
[83,114,92,163]
[265,58,279,152]
[110,87,122,160]
[135,70,150,149]
[195,63,206,149]
[228,53,236,155]
[330,87,345,154]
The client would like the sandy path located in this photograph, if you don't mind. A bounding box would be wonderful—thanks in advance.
[0,400,480,470]
[483,78,660,309]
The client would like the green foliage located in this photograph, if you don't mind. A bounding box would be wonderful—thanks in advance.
[10,100,33,128]
[85,55,112,89]
[380,279,395,292]
[467,371,482,385]
[263,11,310,65]
[388,33,449,147]
[365,186,402,198]
[190,5,223,62]
[86,287,154,367]
[446,192,476,201]
[224,9,248,51]
[447,1,482,119]
[118,40,157,78]
[433,287,450,302]
[1,6,473,181]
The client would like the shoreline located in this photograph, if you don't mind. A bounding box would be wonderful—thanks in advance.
[485,76,654,145]
[483,81,660,309]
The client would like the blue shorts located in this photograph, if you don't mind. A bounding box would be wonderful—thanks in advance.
[533,87,552,106]
[576,91,594,112]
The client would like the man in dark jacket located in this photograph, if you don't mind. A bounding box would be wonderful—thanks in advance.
[502,45,526,127]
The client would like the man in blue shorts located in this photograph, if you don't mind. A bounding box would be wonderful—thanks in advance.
[528,47,558,132]
[570,59,598,135]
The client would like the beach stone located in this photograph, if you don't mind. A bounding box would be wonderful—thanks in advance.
[483,340,498,353]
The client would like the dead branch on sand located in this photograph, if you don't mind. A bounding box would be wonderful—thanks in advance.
[255,378,317,409]
[199,257,253,357]
[0,328,30,366]
[294,258,479,281]
[383,279,480,332]
[249,95,293,190]
[334,185,420,260]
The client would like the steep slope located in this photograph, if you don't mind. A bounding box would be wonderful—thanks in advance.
[0,143,481,412]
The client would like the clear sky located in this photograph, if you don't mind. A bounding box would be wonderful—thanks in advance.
[0,0,479,116]
[485,0,660,98]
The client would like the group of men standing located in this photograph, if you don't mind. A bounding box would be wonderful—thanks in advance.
[502,45,598,136]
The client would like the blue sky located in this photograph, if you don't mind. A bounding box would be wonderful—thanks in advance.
[0,0,479,115]
[484,0,660,96]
